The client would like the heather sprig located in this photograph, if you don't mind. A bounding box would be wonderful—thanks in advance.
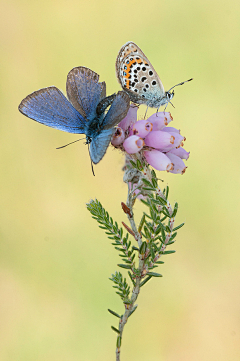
[87,155,185,361]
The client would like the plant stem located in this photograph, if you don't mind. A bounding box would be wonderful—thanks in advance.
[116,183,144,361]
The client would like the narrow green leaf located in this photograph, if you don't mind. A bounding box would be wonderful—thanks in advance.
[171,202,178,217]
[139,241,147,254]
[156,195,167,205]
[129,160,137,168]
[142,187,154,191]
[116,336,122,348]
[165,185,169,199]
[173,223,185,231]
[152,177,158,188]
[138,214,146,233]
[151,169,157,179]
[108,309,121,318]
[140,199,150,207]
[165,225,171,233]
[163,250,176,255]
[155,261,164,264]
[141,178,153,187]
[99,226,108,230]
[140,275,152,287]
[118,264,132,269]
[147,272,163,277]
[111,326,120,334]
[169,232,177,241]
[136,159,142,170]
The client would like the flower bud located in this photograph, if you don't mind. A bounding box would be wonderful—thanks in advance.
[147,112,173,131]
[111,127,125,146]
[167,147,190,160]
[123,135,145,154]
[132,119,153,137]
[159,133,184,151]
[144,131,175,149]
[162,126,180,134]
[166,152,187,174]
[144,150,173,171]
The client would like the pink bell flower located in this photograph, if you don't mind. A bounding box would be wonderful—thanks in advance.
[147,112,173,131]
[123,135,145,154]
[112,106,189,175]
[167,147,190,160]
[144,130,175,149]
[159,132,185,151]
[118,104,138,131]
[162,126,180,134]
[111,127,125,146]
[144,150,173,171]
[132,119,153,138]
[166,152,187,174]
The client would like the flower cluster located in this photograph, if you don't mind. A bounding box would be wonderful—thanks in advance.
[111,104,189,174]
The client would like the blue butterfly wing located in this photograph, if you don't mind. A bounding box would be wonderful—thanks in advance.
[89,128,115,164]
[19,86,86,134]
[102,91,130,130]
[66,67,106,120]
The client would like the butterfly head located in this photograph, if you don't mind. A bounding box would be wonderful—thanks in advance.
[166,90,174,102]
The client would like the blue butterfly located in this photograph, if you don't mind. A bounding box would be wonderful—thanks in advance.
[18,66,130,164]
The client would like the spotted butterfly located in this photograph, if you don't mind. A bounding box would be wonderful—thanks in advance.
[116,41,192,110]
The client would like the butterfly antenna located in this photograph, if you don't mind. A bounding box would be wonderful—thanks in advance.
[167,78,193,92]
[56,138,85,149]
[87,142,95,176]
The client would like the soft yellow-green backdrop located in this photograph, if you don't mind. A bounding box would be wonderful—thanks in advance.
[1,0,240,360]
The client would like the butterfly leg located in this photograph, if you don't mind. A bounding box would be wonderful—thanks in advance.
[156,107,161,117]
[144,105,149,119]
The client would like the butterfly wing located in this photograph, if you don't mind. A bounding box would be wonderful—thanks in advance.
[18,86,86,133]
[116,42,165,105]
[66,67,106,120]
[101,91,130,130]
[89,128,115,164]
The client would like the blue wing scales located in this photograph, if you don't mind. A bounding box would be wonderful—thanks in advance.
[18,86,85,134]
[89,128,115,164]
[66,67,106,120]
[102,91,130,130]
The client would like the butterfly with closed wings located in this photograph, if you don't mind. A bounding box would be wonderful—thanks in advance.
[19,67,130,168]
[116,41,192,110]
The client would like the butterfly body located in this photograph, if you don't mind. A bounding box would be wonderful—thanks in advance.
[116,42,191,109]
[19,67,130,165]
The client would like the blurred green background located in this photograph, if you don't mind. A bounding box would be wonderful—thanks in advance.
[1,0,240,360]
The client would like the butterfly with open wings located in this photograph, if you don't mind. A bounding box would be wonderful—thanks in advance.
[19,66,130,166]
